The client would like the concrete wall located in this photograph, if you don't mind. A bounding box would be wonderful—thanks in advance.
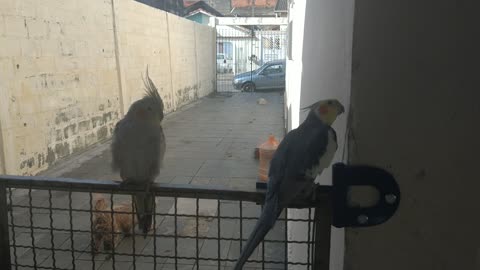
[0,0,121,176]
[285,0,355,269]
[346,1,479,270]
[0,0,216,176]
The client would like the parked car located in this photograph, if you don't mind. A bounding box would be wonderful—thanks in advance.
[216,53,233,73]
[232,59,285,92]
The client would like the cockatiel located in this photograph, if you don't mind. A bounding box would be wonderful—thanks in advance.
[234,99,345,270]
[111,67,166,236]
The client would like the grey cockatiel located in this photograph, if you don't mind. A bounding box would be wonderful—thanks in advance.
[111,68,166,236]
[234,99,345,270]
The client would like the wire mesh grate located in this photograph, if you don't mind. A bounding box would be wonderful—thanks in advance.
[0,176,329,270]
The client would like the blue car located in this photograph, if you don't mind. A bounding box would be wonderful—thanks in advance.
[232,59,286,92]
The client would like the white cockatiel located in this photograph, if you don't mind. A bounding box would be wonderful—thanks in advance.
[111,68,166,236]
[234,99,345,270]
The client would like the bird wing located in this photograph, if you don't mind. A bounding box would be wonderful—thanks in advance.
[111,119,126,172]
[268,122,332,207]
[144,125,166,179]
[111,119,165,182]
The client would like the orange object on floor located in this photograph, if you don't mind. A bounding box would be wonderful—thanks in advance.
[258,135,279,182]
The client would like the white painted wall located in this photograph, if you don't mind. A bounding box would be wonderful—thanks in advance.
[285,0,355,269]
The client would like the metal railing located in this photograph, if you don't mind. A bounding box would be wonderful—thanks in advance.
[0,175,332,270]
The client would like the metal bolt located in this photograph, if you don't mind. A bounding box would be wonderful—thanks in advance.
[357,215,368,224]
[385,194,397,204]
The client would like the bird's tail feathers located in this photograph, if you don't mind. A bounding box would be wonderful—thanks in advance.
[134,193,155,238]
[233,197,279,270]
[142,194,155,236]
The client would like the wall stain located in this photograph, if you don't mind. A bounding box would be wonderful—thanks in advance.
[102,112,112,123]
[175,84,199,107]
[55,112,69,125]
[72,136,85,153]
[97,126,108,141]
[55,129,63,142]
[45,147,55,166]
[20,157,35,169]
[85,132,96,146]
[54,142,70,158]
[63,123,77,139]
[91,116,104,128]
[78,120,91,132]
[37,153,45,168]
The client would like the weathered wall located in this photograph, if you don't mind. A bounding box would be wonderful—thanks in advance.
[115,0,175,113]
[115,1,216,113]
[0,0,216,176]
[194,23,216,97]
[0,0,121,176]
[346,1,479,269]
[285,0,354,269]
[168,14,201,109]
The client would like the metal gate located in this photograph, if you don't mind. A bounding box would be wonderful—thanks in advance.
[215,24,287,92]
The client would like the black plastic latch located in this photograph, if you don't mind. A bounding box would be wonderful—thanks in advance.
[331,163,400,228]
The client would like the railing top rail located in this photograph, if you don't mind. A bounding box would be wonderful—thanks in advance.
[0,175,267,203]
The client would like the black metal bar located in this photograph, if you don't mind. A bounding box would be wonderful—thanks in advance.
[152,195,157,270]
[132,194,136,270]
[47,190,57,269]
[0,175,331,208]
[239,200,243,252]
[0,183,11,270]
[284,208,288,269]
[68,191,76,269]
[313,201,332,270]
[195,197,199,269]
[28,187,38,269]
[174,197,178,269]
[88,192,96,270]
[307,208,312,270]
[217,200,221,269]
[110,192,116,270]
[261,204,265,270]
[8,188,17,270]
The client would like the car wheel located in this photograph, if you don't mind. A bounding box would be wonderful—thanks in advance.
[242,82,255,92]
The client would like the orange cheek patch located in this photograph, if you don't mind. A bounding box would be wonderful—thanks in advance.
[319,106,329,114]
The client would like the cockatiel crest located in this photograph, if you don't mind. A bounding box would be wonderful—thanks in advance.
[127,67,165,122]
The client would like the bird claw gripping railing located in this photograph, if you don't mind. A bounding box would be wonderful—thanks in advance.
[0,163,400,270]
